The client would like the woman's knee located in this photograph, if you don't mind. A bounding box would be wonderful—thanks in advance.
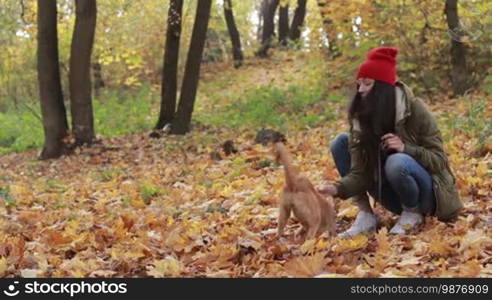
[384,153,411,181]
[329,132,349,155]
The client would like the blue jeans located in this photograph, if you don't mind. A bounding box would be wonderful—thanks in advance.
[330,133,436,215]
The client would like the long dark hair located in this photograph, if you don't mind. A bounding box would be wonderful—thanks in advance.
[348,80,396,147]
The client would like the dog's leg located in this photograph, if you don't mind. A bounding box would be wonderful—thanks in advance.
[329,212,336,236]
[306,226,318,240]
[277,199,291,238]
[306,218,321,240]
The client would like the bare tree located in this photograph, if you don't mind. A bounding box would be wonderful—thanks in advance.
[278,2,289,46]
[224,0,244,68]
[69,0,97,145]
[316,0,340,57]
[289,0,307,41]
[155,0,184,129]
[256,0,268,41]
[171,0,212,134]
[256,0,279,57]
[445,0,469,95]
[37,0,69,159]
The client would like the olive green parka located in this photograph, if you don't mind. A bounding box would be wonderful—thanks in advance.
[336,81,463,221]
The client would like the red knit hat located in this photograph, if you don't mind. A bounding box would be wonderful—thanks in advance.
[356,46,399,86]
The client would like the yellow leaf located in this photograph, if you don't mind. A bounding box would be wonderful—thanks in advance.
[284,252,327,278]
[459,260,481,277]
[110,248,145,261]
[219,185,234,198]
[429,237,455,257]
[465,176,481,186]
[475,162,488,178]
[113,217,127,240]
[147,257,183,277]
[130,197,146,208]
[335,235,368,252]
[337,205,359,219]
[300,238,317,254]
[64,220,80,237]
[375,227,391,255]
[0,257,7,276]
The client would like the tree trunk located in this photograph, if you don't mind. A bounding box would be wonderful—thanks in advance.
[256,0,279,57]
[92,60,105,97]
[156,0,183,129]
[224,0,244,68]
[445,0,469,95]
[278,3,289,46]
[37,0,69,159]
[316,0,340,57]
[69,0,97,145]
[257,0,268,41]
[171,0,212,135]
[289,0,307,41]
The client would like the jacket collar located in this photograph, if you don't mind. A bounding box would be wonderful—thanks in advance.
[395,81,413,125]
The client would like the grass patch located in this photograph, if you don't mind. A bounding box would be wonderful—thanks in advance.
[454,97,491,148]
[0,103,43,155]
[99,168,124,182]
[0,85,158,155]
[140,182,163,204]
[93,85,157,136]
[196,83,324,129]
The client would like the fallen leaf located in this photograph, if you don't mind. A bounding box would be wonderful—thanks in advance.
[147,256,183,277]
[284,252,328,278]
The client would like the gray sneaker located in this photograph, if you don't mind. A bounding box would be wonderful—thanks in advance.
[389,209,423,235]
[338,210,378,239]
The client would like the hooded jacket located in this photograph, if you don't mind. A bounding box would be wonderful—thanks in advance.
[335,81,463,221]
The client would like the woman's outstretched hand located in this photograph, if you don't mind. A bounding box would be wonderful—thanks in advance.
[317,184,338,196]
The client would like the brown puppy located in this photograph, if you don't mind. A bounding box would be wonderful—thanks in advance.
[273,142,336,240]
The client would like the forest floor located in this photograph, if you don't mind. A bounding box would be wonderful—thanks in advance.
[1,51,491,277]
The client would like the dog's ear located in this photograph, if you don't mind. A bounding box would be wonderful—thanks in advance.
[272,132,287,144]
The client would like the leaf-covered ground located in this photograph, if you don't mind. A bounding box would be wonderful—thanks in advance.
[1,54,491,278]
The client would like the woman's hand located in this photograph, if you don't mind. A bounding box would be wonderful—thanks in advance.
[381,133,405,153]
[317,184,338,196]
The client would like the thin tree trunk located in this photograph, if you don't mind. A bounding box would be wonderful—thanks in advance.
[278,3,289,46]
[256,0,280,57]
[37,0,69,159]
[257,0,268,41]
[171,0,212,135]
[92,59,105,97]
[316,0,340,57]
[262,0,279,44]
[289,0,307,41]
[224,0,244,68]
[156,0,183,129]
[69,0,97,145]
[445,0,469,95]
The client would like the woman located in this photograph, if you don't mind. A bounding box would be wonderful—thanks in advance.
[318,46,462,238]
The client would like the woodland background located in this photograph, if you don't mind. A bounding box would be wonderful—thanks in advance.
[0,0,491,278]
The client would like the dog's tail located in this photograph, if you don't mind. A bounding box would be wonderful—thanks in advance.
[274,142,298,189]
